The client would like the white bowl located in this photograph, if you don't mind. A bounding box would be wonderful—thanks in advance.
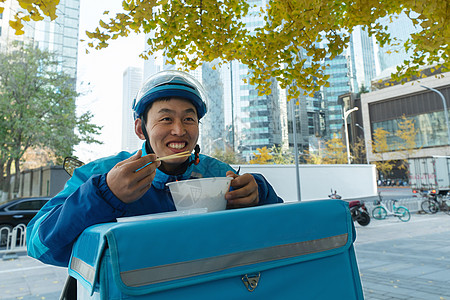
[166,177,232,212]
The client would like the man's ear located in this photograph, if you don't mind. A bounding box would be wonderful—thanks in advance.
[135,118,146,140]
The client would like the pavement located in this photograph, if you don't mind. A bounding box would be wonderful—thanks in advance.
[0,253,67,299]
[0,207,449,299]
[355,212,450,300]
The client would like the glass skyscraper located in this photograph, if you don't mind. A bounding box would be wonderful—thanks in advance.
[122,66,143,151]
[0,0,80,79]
[228,0,283,160]
[376,12,420,77]
[351,26,377,91]
[323,53,358,138]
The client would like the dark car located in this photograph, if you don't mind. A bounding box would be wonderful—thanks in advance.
[0,197,50,246]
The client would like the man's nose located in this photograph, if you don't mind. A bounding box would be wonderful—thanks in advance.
[171,119,186,135]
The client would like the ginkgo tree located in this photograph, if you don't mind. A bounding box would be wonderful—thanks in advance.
[2,0,449,100]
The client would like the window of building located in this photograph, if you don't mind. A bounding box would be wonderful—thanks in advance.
[372,110,449,151]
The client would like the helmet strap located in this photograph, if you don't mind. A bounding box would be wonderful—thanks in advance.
[190,144,200,166]
[140,117,154,154]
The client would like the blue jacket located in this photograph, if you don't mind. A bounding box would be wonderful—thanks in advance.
[27,147,283,267]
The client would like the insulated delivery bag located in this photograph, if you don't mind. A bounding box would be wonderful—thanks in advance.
[68,200,364,299]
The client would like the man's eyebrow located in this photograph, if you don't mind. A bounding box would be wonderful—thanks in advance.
[184,108,197,114]
[156,108,197,115]
[156,108,174,114]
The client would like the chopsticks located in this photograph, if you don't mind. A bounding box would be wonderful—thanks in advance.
[156,150,191,161]
[135,151,192,172]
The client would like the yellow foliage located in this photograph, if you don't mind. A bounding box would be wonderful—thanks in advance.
[249,146,272,164]
[3,0,59,35]
[304,135,346,164]
[5,0,449,100]
[371,127,394,178]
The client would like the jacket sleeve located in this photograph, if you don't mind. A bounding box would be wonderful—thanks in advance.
[26,168,127,267]
[251,173,284,205]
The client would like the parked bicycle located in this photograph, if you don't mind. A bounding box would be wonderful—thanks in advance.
[372,192,411,222]
[420,191,450,215]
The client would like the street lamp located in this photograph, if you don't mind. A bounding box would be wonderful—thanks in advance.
[290,100,301,201]
[420,85,450,145]
[343,107,359,164]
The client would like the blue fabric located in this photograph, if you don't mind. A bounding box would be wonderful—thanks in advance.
[68,200,363,299]
[27,144,283,267]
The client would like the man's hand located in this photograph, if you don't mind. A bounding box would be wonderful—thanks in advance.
[106,150,161,203]
[225,171,259,208]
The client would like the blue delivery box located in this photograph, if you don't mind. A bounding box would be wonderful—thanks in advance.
[68,200,364,299]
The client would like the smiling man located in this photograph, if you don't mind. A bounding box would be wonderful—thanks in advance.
[26,70,283,267]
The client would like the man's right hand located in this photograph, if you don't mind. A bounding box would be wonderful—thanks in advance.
[106,150,161,203]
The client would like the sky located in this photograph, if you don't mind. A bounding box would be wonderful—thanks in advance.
[74,0,145,162]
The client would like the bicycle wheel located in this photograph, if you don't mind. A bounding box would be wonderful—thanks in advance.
[441,199,450,215]
[395,206,411,222]
[372,206,387,220]
[421,199,438,214]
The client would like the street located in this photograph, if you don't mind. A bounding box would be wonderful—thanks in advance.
[0,189,449,299]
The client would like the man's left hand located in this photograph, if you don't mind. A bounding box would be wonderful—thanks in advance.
[225,171,259,208]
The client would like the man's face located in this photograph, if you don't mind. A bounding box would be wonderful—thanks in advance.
[139,98,199,170]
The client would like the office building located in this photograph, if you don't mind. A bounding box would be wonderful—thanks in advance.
[122,66,143,151]
[351,26,377,91]
[0,0,80,79]
[229,1,283,160]
[376,12,420,79]
[323,53,358,139]
[289,28,376,156]
[361,71,450,164]
[200,61,226,154]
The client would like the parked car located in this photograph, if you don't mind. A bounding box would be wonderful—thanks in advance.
[0,197,50,246]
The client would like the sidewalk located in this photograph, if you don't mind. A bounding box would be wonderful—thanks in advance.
[355,212,450,300]
[0,253,66,299]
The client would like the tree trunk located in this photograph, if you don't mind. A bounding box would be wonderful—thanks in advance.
[4,158,12,200]
[0,161,4,192]
[13,157,20,197]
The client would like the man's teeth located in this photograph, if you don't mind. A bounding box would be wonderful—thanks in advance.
[168,143,185,149]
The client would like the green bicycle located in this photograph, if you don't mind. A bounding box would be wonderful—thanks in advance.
[372,193,411,222]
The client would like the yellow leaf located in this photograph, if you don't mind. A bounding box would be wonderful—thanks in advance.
[9,20,21,30]
[30,14,44,21]
[99,20,108,29]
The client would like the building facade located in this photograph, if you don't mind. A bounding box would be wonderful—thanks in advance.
[361,72,450,164]
[323,53,358,139]
[375,12,420,79]
[200,62,226,154]
[351,26,377,91]
[0,0,80,79]
[122,66,143,151]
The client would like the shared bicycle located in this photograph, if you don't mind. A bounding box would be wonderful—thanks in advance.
[372,193,411,222]
[420,191,450,215]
